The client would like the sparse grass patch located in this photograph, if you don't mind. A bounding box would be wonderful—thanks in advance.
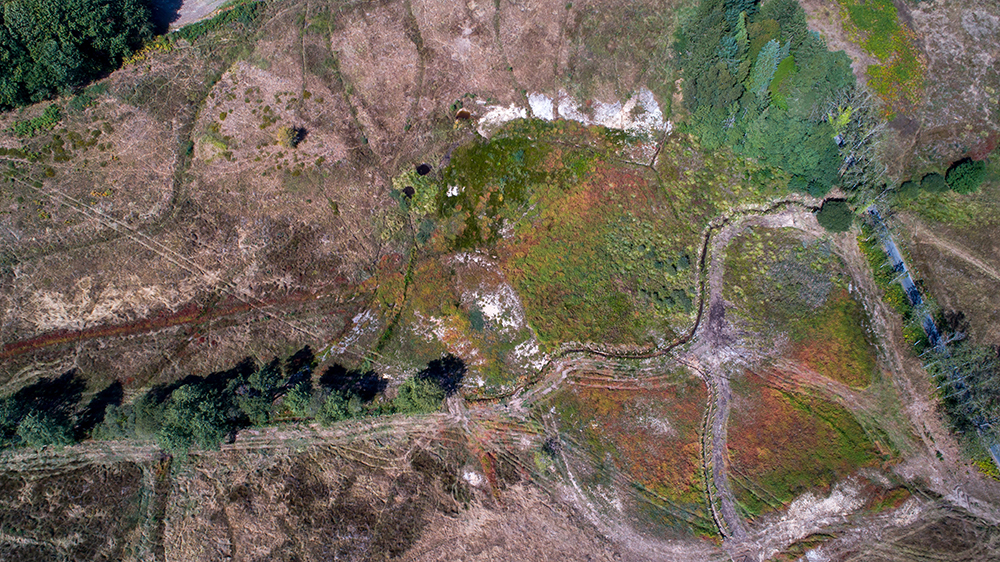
[0,463,146,560]
[725,228,841,334]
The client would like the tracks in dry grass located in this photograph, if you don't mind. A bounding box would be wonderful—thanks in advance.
[500,200,825,559]
[909,221,1000,284]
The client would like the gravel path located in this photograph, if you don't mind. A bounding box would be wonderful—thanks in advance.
[151,0,230,32]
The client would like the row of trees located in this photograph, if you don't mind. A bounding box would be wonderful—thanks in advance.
[0,0,153,109]
[898,159,989,199]
[0,370,121,449]
[926,309,1000,443]
[96,350,463,454]
[0,349,465,454]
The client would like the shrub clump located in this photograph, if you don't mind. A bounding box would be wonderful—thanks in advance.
[946,159,987,194]
[276,125,304,148]
[816,199,853,232]
[392,377,445,414]
[920,172,949,193]
[8,105,62,137]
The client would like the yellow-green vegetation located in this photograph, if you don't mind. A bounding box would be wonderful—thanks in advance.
[836,0,924,115]
[857,225,929,350]
[728,373,882,519]
[275,125,300,148]
[169,1,264,44]
[975,458,1000,481]
[545,370,714,537]
[790,291,877,388]
[398,120,694,346]
[8,105,63,137]
[898,189,991,228]
[725,229,840,331]
[726,228,877,386]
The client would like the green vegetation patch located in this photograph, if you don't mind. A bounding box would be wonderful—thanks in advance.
[789,290,877,388]
[546,370,713,537]
[947,159,988,195]
[405,120,712,347]
[836,0,924,115]
[8,105,62,137]
[897,163,998,227]
[675,0,853,196]
[816,199,853,232]
[725,228,839,330]
[728,372,882,519]
[726,228,876,387]
[171,1,265,44]
[857,225,930,350]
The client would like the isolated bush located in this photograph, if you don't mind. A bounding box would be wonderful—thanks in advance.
[276,125,303,148]
[316,392,349,426]
[946,159,987,194]
[816,199,853,232]
[282,381,314,417]
[897,179,919,199]
[920,172,949,193]
[392,378,445,414]
[0,0,152,109]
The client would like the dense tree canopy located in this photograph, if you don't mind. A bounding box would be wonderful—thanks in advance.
[946,159,987,195]
[816,199,853,232]
[931,342,1000,436]
[0,0,152,109]
[675,0,854,196]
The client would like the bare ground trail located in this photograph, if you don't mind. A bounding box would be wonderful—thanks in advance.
[906,219,1000,284]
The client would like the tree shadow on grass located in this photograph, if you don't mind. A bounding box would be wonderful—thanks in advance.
[74,380,124,440]
[416,354,466,396]
[148,0,184,35]
[319,364,387,403]
[144,357,256,405]
[0,370,87,446]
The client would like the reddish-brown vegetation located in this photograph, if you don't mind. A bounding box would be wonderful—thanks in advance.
[728,371,881,518]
